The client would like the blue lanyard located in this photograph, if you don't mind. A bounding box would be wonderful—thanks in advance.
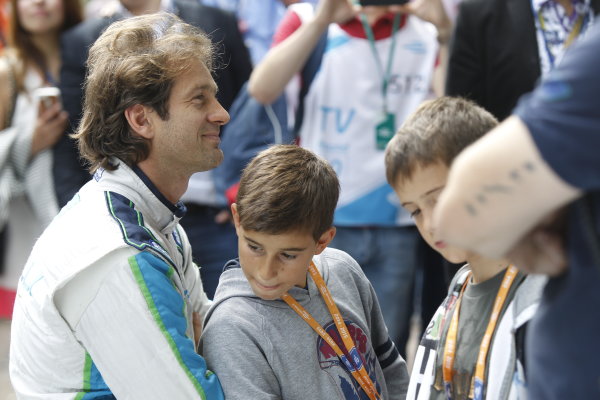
[358,13,401,113]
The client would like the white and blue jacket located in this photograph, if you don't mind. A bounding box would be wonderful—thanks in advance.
[10,159,222,399]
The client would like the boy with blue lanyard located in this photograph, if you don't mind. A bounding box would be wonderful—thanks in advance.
[201,144,409,400]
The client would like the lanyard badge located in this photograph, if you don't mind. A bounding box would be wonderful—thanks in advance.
[359,12,401,150]
[282,262,381,400]
[376,112,396,150]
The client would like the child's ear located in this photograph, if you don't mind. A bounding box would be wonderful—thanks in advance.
[315,227,336,255]
[230,203,241,234]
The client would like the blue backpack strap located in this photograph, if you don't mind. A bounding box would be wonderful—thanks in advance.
[213,31,328,200]
[213,82,292,197]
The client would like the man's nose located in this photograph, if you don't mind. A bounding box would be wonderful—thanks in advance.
[209,100,230,126]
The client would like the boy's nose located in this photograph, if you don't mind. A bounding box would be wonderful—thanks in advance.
[427,224,435,238]
[422,214,434,237]
[258,258,278,281]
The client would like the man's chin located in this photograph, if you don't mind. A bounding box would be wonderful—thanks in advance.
[197,150,223,171]
[210,149,224,168]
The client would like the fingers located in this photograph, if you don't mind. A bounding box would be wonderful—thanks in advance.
[32,108,68,154]
[38,102,68,129]
[41,110,68,139]
[38,101,62,119]
[46,111,68,128]
[508,229,568,276]
[214,209,232,224]
[389,4,412,14]
[193,311,202,350]
[316,0,357,25]
[391,0,452,32]
[531,230,568,276]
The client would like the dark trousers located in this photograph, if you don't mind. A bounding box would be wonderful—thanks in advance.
[179,204,238,300]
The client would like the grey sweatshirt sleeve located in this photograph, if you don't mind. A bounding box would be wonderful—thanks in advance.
[200,299,281,399]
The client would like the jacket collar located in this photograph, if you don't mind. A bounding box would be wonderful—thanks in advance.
[93,159,186,233]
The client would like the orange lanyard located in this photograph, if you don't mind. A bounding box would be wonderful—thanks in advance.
[442,266,519,400]
[281,262,380,400]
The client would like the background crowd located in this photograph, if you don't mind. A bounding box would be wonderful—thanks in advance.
[0,0,598,398]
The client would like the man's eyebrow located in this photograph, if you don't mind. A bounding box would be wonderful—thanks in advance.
[185,83,218,97]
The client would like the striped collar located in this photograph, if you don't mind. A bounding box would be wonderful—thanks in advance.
[131,164,186,219]
[93,159,186,232]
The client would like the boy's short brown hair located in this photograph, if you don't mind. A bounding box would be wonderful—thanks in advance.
[236,145,340,241]
[385,96,498,186]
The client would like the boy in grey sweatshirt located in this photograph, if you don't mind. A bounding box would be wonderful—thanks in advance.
[200,145,409,399]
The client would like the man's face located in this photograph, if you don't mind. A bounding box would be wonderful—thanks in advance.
[147,59,229,177]
[394,162,468,264]
[231,204,334,300]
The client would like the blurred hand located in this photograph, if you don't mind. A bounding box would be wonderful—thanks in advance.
[507,209,569,277]
[214,209,233,225]
[30,102,68,158]
[315,0,357,26]
[391,0,452,42]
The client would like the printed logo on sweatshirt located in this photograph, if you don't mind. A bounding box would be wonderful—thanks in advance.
[317,319,381,400]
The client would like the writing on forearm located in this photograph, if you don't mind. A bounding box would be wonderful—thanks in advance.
[463,161,537,217]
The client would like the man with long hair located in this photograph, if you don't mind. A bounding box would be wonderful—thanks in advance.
[10,14,228,399]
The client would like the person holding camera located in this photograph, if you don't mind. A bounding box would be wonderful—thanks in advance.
[247,0,451,356]
[0,0,82,319]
